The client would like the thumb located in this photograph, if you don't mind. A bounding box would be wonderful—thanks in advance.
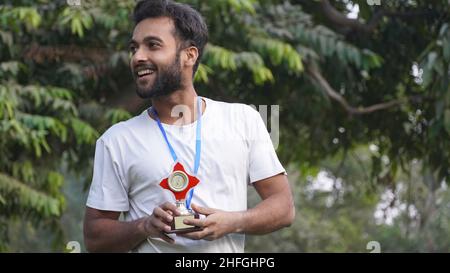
[191,203,217,216]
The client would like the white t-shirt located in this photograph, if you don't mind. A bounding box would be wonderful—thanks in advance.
[86,97,286,253]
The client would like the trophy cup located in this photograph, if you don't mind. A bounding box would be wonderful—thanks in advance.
[159,162,203,233]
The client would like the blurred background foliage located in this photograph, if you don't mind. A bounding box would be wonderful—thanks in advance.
[0,0,449,252]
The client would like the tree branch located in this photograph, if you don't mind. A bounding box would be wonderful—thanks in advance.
[306,64,406,115]
[318,0,437,34]
[319,0,386,33]
[24,43,109,63]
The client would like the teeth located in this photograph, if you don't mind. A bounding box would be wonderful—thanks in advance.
[137,69,154,76]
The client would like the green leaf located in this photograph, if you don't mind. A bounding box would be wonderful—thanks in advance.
[105,108,132,124]
[194,64,213,83]
[71,17,84,37]
[70,118,99,145]
[444,109,450,135]
[0,173,63,217]
[443,36,450,61]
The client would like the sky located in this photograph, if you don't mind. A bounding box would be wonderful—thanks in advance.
[347,2,360,19]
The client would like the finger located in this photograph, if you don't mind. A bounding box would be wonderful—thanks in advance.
[183,217,205,227]
[153,207,174,223]
[151,216,172,233]
[161,202,181,216]
[163,210,174,224]
[178,228,211,240]
[191,203,216,216]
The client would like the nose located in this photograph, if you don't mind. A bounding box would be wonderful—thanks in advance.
[131,46,149,67]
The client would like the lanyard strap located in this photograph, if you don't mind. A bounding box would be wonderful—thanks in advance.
[150,97,203,208]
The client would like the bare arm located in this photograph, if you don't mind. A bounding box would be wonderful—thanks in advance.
[239,173,295,234]
[181,173,295,240]
[83,202,180,252]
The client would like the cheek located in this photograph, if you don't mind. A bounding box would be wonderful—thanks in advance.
[178,51,189,66]
[153,53,172,66]
[130,55,139,72]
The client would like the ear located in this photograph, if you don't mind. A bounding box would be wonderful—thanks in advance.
[182,46,199,68]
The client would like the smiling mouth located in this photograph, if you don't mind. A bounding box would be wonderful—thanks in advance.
[136,69,155,78]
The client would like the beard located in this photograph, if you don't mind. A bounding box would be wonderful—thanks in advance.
[134,52,183,99]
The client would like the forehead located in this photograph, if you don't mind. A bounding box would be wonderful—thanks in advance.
[132,17,176,43]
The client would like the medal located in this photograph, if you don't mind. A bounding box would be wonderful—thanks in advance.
[159,162,199,201]
[168,171,189,192]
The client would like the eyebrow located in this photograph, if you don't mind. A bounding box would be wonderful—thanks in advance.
[129,35,164,46]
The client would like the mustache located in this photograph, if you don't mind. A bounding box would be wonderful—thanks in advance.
[133,63,157,71]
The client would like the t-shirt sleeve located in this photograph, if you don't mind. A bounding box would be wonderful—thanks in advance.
[86,138,129,211]
[247,107,287,183]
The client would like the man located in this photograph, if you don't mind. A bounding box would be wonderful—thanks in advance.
[83,0,294,253]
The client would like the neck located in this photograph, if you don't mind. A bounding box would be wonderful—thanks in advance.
[150,85,201,125]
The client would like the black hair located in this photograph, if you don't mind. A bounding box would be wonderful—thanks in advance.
[133,0,208,75]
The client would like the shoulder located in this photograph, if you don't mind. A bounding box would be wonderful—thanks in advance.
[98,111,146,146]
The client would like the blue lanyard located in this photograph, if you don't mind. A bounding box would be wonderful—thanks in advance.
[150,96,202,209]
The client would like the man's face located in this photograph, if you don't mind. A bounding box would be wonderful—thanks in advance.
[129,17,184,99]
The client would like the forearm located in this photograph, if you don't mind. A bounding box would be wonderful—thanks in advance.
[84,217,147,253]
[237,192,295,235]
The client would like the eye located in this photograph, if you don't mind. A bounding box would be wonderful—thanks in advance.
[129,44,137,55]
[147,42,160,49]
